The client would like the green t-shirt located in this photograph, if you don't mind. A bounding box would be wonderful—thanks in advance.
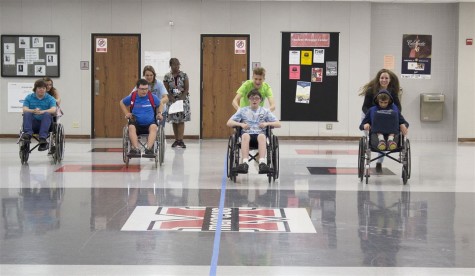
[237,80,273,107]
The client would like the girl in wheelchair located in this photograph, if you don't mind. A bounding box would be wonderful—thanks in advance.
[359,90,409,151]
[226,89,281,174]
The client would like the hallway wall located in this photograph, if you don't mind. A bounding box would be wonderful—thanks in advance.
[0,0,471,141]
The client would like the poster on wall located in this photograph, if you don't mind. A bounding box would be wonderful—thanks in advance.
[289,65,300,79]
[8,82,34,112]
[295,81,311,104]
[311,68,323,82]
[401,34,432,79]
[313,49,324,63]
[326,61,338,76]
[144,51,170,79]
[289,50,300,64]
[300,51,312,65]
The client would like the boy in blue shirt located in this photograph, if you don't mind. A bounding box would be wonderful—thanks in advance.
[120,79,162,155]
[21,79,57,151]
[360,90,409,151]
[227,89,281,174]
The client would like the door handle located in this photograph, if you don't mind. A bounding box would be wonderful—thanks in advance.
[95,80,100,96]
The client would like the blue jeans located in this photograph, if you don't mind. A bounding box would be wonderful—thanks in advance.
[23,112,52,139]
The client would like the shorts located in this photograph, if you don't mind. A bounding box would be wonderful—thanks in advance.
[249,134,259,148]
[129,122,157,135]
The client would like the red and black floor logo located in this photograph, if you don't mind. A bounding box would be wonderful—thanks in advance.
[121,206,316,233]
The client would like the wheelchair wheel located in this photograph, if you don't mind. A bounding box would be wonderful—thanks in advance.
[267,137,273,184]
[358,137,365,182]
[406,139,411,179]
[400,138,411,184]
[226,136,233,178]
[53,123,65,164]
[19,141,30,165]
[157,125,165,166]
[362,136,370,184]
[272,135,279,181]
[227,136,238,182]
[122,126,129,164]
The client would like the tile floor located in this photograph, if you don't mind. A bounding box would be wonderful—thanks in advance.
[0,138,474,276]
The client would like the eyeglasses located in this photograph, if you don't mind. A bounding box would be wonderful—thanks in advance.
[249,96,261,100]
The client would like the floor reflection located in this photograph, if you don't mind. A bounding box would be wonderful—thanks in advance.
[3,165,64,239]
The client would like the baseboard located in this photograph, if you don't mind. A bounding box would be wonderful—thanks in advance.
[0,134,199,139]
[277,136,360,141]
[458,138,475,142]
[0,134,91,139]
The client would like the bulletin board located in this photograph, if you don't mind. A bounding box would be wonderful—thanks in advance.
[1,35,60,77]
[280,32,339,121]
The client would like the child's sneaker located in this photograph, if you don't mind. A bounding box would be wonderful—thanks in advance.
[236,163,249,174]
[377,140,387,151]
[388,140,397,150]
[258,163,270,174]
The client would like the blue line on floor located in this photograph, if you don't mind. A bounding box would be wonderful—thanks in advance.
[209,154,228,276]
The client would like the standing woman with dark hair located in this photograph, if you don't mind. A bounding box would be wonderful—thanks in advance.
[163,58,190,148]
[359,69,402,172]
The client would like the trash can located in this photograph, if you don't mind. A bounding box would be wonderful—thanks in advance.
[420,93,445,121]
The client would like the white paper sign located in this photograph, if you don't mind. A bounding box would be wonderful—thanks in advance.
[168,100,184,114]
[8,82,34,112]
[144,51,171,79]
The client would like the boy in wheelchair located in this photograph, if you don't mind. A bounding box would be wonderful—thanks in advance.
[226,89,281,174]
[20,79,57,151]
[359,90,409,151]
[120,79,163,155]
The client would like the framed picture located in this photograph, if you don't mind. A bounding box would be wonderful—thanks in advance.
[1,35,60,77]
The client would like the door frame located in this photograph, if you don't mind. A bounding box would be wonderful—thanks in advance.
[200,34,250,139]
[90,33,141,138]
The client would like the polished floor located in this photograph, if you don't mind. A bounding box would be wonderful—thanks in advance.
[0,138,474,276]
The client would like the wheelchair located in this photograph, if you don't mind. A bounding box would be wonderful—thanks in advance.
[358,132,411,184]
[122,119,165,168]
[227,126,279,183]
[18,116,65,165]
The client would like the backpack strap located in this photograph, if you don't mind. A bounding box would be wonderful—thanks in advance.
[129,91,138,112]
[147,91,156,110]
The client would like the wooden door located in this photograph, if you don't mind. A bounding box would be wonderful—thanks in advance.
[92,34,140,138]
[201,35,249,139]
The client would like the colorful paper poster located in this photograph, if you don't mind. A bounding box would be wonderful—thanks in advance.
[289,50,300,65]
[311,68,323,82]
[289,65,300,79]
[301,51,312,65]
[326,61,338,76]
[313,49,324,63]
[383,55,395,70]
[290,33,330,47]
[295,81,311,104]
[401,34,432,79]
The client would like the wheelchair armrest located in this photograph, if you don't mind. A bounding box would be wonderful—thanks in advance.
[233,126,243,134]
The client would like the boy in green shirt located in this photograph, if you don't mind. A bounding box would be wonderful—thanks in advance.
[232,67,275,111]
